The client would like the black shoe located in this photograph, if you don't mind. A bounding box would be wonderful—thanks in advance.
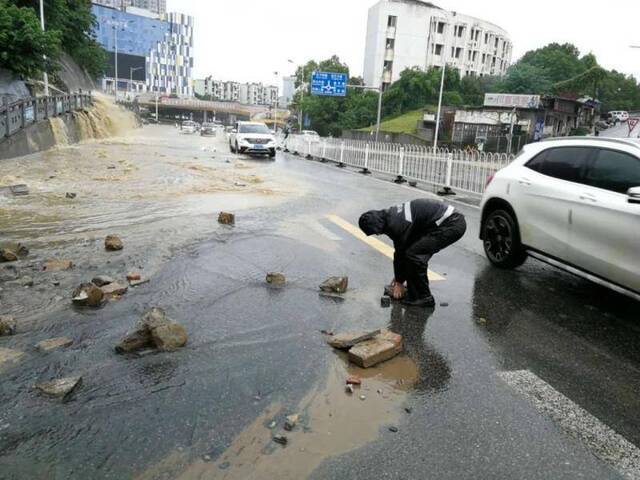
[401,295,435,308]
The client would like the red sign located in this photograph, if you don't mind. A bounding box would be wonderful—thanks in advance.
[628,117,639,134]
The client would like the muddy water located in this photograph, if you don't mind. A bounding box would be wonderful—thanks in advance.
[0,124,299,319]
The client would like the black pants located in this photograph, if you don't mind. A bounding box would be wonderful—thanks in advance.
[397,212,467,300]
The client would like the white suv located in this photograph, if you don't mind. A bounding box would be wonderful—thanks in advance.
[480,137,640,300]
[609,111,629,123]
[229,121,277,158]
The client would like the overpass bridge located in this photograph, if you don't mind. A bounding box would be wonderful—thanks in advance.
[135,95,290,126]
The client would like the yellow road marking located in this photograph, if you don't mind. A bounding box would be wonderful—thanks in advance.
[326,214,445,282]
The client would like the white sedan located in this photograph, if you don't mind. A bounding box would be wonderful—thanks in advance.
[480,137,640,300]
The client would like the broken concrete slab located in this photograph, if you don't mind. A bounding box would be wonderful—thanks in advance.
[327,329,381,350]
[218,212,235,225]
[44,259,74,272]
[319,276,348,294]
[265,272,286,286]
[0,315,17,336]
[91,275,114,286]
[36,337,73,352]
[150,323,188,351]
[100,282,128,297]
[34,376,82,399]
[348,330,403,368]
[0,347,24,370]
[104,235,123,251]
[72,283,105,307]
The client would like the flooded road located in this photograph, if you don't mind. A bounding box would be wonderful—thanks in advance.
[1,124,640,479]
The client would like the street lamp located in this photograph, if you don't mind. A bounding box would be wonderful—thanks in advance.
[433,62,446,152]
[107,20,128,100]
[130,67,143,95]
[273,71,279,135]
[288,59,306,131]
[38,0,49,96]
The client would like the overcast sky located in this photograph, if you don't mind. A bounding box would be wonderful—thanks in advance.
[168,0,640,87]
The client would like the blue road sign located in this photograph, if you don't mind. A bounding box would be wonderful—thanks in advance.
[311,71,347,97]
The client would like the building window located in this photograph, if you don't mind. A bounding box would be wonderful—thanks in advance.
[434,44,443,56]
[452,47,462,59]
[386,38,395,49]
[484,33,489,44]
[436,21,445,34]
[455,25,465,38]
[387,15,397,27]
[472,51,478,61]
[383,60,393,71]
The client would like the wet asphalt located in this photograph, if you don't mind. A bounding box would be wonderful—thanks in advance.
[1,129,639,479]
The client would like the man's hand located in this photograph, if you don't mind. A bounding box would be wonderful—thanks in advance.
[391,280,405,300]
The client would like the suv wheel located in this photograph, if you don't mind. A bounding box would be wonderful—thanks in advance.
[482,209,527,269]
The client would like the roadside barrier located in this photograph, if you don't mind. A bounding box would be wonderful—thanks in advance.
[285,135,515,195]
[1,92,93,141]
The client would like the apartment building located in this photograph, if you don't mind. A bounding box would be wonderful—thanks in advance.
[194,77,279,106]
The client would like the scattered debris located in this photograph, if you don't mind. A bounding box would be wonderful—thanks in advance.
[34,376,82,399]
[327,329,381,350]
[273,435,288,446]
[388,426,399,433]
[129,278,150,288]
[104,235,124,251]
[126,272,141,281]
[203,455,211,462]
[100,282,128,297]
[346,376,362,386]
[36,337,73,352]
[65,192,77,199]
[348,330,403,368]
[218,212,235,225]
[115,307,187,354]
[72,283,105,308]
[265,272,286,286]
[284,414,299,431]
[381,296,391,308]
[477,317,488,325]
[440,302,449,307]
[234,181,247,187]
[44,259,74,272]
[409,181,418,188]
[404,407,412,414]
[91,275,114,287]
[0,249,18,262]
[8,184,29,196]
[346,384,355,395]
[268,421,277,429]
[319,276,348,294]
[0,316,17,336]
[320,329,334,336]
[359,395,366,401]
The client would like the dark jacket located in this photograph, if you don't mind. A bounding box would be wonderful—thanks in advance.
[359,198,452,280]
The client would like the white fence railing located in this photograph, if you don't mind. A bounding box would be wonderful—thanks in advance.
[284,135,516,195]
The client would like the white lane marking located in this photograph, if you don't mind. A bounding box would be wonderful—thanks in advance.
[499,370,640,480]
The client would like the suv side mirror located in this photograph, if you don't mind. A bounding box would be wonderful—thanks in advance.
[628,186,640,204]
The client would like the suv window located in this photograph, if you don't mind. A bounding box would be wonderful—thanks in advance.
[525,147,592,183]
[584,149,640,194]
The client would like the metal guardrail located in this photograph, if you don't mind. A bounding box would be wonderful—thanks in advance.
[285,135,516,195]
[1,92,93,141]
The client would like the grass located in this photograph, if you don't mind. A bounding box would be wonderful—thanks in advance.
[358,108,433,134]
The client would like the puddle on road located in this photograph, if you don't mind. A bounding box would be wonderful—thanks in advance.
[140,354,418,480]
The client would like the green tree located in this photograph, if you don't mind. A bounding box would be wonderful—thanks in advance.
[0,0,61,77]
[498,63,553,94]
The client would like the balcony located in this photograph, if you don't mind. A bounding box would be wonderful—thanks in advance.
[384,48,395,61]
[386,26,396,38]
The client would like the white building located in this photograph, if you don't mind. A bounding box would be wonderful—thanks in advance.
[363,0,513,89]
[194,76,279,105]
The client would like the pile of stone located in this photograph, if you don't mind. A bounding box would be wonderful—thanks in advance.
[72,275,129,307]
[328,329,403,368]
[104,235,123,251]
[319,276,349,296]
[0,241,29,263]
[218,212,235,225]
[115,307,187,354]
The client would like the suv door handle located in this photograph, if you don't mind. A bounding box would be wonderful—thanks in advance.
[579,193,598,202]
[518,177,532,186]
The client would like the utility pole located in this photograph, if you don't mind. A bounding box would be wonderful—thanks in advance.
[507,107,517,154]
[433,62,446,152]
[375,75,383,142]
[114,25,118,99]
[288,60,305,131]
[39,0,49,96]
[273,71,279,135]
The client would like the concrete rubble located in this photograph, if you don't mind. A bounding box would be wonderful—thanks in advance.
[35,376,82,399]
[284,414,299,431]
[115,307,187,354]
[328,329,403,369]
[91,275,114,287]
[44,259,74,272]
[319,276,349,294]
[104,235,124,251]
[100,282,128,297]
[327,329,380,349]
[218,212,235,225]
[72,283,105,307]
[0,241,29,263]
[265,272,286,285]
[36,337,73,352]
[0,316,17,336]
